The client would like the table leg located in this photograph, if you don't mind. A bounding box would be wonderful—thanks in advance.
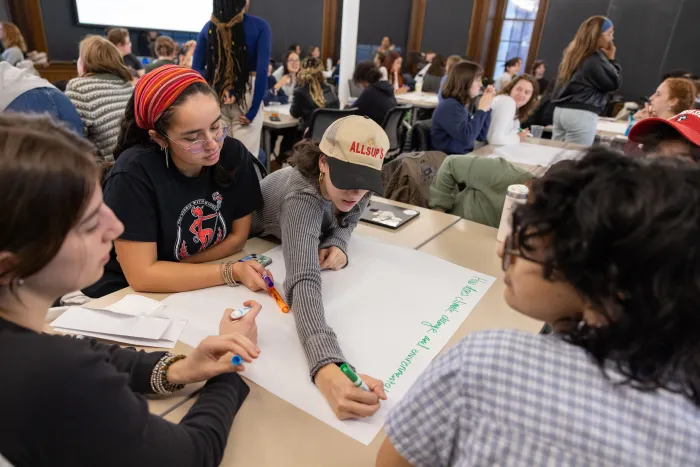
[411,106,418,125]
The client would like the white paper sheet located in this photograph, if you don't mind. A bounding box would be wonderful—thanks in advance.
[263,103,292,116]
[51,307,171,340]
[489,143,581,167]
[161,237,494,445]
[398,92,439,105]
[54,319,187,349]
[103,294,167,317]
[597,120,628,135]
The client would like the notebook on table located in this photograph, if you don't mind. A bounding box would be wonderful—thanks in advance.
[360,201,420,229]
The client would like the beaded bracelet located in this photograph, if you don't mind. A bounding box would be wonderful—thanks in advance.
[220,261,240,287]
[150,353,186,395]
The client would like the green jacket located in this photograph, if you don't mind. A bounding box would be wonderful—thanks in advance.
[429,154,533,227]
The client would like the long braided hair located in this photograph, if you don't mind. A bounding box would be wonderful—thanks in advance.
[298,57,326,108]
[206,0,251,109]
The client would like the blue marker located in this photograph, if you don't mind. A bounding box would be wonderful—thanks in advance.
[230,306,252,320]
[231,355,243,365]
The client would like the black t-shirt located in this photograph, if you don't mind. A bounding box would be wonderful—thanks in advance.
[123,53,144,71]
[84,137,263,298]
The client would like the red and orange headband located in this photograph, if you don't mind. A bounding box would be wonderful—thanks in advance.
[134,65,208,131]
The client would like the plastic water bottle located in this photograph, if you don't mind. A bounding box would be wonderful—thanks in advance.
[624,111,636,136]
[326,58,332,72]
[497,185,529,242]
[415,77,424,93]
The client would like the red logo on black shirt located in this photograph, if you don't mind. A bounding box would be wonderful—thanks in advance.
[174,192,226,260]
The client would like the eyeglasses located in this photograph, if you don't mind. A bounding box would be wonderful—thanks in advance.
[162,125,228,154]
[501,216,547,272]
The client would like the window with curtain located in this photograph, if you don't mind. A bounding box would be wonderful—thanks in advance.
[493,0,539,78]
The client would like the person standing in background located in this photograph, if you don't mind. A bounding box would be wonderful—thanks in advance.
[633,78,696,121]
[137,30,159,57]
[0,22,27,66]
[178,40,197,68]
[107,28,145,78]
[551,16,621,146]
[377,36,395,54]
[193,0,271,157]
[531,60,548,96]
[494,57,522,92]
[145,36,178,73]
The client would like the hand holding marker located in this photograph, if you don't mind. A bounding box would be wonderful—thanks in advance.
[229,306,253,366]
[340,363,370,392]
[263,272,290,313]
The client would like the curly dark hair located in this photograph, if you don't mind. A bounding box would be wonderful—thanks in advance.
[353,61,382,84]
[288,140,322,184]
[515,148,700,406]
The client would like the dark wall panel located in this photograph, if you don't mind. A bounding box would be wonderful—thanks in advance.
[357,0,412,53]
[249,0,324,61]
[0,1,9,22]
[661,0,700,76]
[608,0,684,100]
[40,0,106,61]
[421,0,473,57]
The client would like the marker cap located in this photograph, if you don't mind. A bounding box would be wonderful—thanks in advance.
[340,363,360,383]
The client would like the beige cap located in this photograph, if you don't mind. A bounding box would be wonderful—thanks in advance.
[319,115,390,194]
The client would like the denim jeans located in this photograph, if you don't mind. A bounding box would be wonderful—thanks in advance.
[6,87,83,135]
[552,107,599,146]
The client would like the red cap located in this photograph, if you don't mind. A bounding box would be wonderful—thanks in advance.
[628,110,700,146]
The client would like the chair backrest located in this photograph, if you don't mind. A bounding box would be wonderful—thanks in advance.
[381,105,412,157]
[308,108,359,141]
[410,119,433,151]
[348,79,364,98]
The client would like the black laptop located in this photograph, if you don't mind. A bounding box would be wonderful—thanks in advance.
[360,201,420,229]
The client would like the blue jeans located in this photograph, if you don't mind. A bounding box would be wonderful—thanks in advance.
[552,107,599,146]
[6,87,83,135]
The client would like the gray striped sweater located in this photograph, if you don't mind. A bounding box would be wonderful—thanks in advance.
[65,74,133,162]
[251,167,369,378]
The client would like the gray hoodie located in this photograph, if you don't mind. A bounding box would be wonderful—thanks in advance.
[0,62,54,111]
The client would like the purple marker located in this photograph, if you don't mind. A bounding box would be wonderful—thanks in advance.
[262,273,274,289]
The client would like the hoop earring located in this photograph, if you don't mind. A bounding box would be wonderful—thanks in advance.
[318,171,324,185]
[163,146,170,169]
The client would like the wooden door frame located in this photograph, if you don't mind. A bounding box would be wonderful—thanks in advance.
[467,0,550,77]
[6,0,47,53]
[321,0,339,61]
[407,0,427,54]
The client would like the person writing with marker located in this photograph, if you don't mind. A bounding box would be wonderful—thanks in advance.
[251,116,389,419]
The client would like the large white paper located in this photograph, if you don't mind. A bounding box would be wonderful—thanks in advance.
[51,307,171,340]
[103,294,166,317]
[597,119,628,135]
[490,143,581,167]
[398,92,439,105]
[263,103,292,116]
[161,237,494,445]
[54,319,187,349]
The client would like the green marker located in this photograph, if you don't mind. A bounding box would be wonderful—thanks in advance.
[340,363,370,392]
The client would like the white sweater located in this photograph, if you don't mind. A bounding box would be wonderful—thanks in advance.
[487,95,521,145]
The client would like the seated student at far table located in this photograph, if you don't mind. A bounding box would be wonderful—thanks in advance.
[488,74,539,145]
[627,109,700,162]
[83,65,267,298]
[379,148,700,467]
[431,61,495,155]
[0,112,263,467]
[251,115,390,420]
[429,154,533,227]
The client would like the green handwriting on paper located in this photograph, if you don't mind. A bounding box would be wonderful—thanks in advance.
[383,275,489,394]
